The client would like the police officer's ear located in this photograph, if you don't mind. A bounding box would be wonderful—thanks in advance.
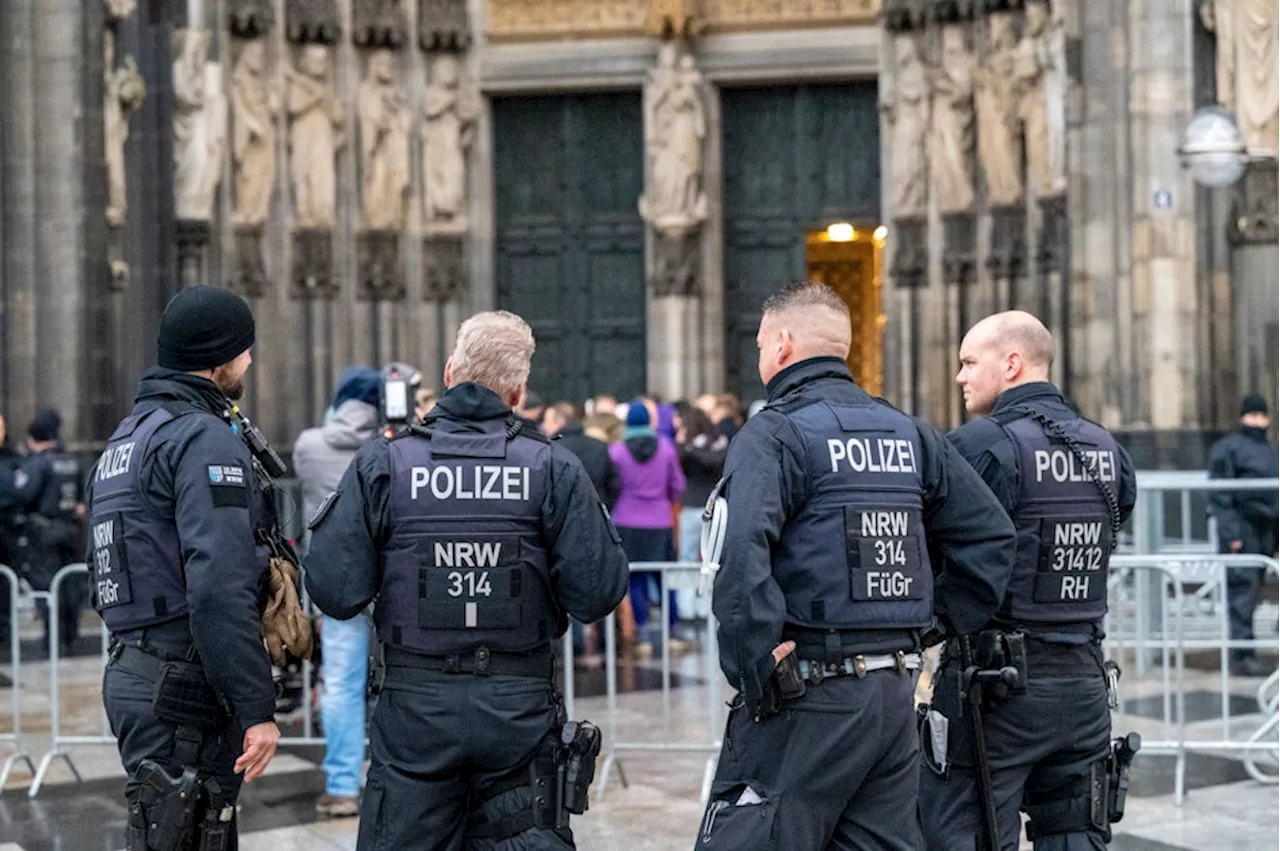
[509,384,528,411]
[443,358,455,389]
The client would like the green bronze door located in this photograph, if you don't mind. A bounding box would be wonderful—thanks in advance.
[722,83,881,401]
[494,93,647,405]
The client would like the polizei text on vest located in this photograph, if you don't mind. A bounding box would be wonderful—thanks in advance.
[410,465,531,501]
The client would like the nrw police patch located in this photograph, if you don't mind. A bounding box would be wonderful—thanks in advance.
[207,465,246,486]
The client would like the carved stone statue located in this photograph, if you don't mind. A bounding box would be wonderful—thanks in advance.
[1016,0,1066,198]
[647,0,704,39]
[232,40,280,226]
[105,31,146,228]
[1202,0,1279,153]
[929,24,976,215]
[173,30,228,222]
[639,43,708,236]
[359,50,412,230]
[974,12,1024,206]
[882,34,930,219]
[422,54,476,234]
[104,0,136,20]
[288,45,345,229]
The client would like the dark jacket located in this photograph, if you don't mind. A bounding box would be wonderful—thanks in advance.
[946,382,1138,630]
[1208,426,1279,555]
[303,382,630,629]
[554,424,620,509]
[712,357,1017,706]
[679,434,728,508]
[85,367,277,730]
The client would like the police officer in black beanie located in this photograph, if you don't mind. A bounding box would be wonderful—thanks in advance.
[11,408,87,653]
[87,286,280,851]
[1208,393,1279,677]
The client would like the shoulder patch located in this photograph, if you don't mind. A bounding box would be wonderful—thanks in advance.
[208,464,246,486]
[308,490,339,530]
[207,464,249,507]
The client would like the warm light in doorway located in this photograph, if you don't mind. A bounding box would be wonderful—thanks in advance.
[873,225,888,241]
[826,222,856,242]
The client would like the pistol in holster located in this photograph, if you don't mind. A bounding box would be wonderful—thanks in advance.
[128,761,200,851]
[756,653,806,719]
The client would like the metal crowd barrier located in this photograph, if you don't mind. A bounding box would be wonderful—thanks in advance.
[1105,554,1280,804]
[0,564,36,790]
[29,563,110,798]
[579,562,725,806]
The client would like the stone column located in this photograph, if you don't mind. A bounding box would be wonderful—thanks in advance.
[640,38,712,402]
[1229,162,1280,412]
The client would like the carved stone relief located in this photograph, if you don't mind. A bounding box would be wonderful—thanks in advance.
[941,213,976,285]
[354,0,408,48]
[639,43,709,238]
[929,24,975,215]
[229,0,273,37]
[422,54,477,236]
[651,232,700,297]
[647,0,705,39]
[1036,194,1067,273]
[359,50,412,231]
[987,204,1026,281]
[882,33,929,219]
[288,45,344,229]
[173,29,228,223]
[1201,0,1279,153]
[881,0,927,32]
[974,11,1023,206]
[420,0,470,49]
[292,229,339,298]
[104,30,146,228]
[1015,0,1066,199]
[231,226,268,298]
[891,217,929,287]
[1230,161,1280,244]
[357,231,405,300]
[232,39,280,227]
[423,235,467,300]
[105,0,137,21]
[286,0,341,44]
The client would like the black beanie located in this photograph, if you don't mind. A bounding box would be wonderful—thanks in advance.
[28,409,61,442]
[157,286,256,372]
[1241,393,1269,417]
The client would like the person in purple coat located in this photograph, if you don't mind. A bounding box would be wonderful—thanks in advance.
[609,401,686,653]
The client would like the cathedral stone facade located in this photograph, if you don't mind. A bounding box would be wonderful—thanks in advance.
[0,0,1275,465]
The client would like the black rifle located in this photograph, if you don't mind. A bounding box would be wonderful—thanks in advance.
[224,404,301,568]
[959,635,1020,851]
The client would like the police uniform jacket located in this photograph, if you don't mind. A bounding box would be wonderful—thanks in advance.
[947,381,1138,633]
[15,448,84,521]
[1207,426,1279,555]
[712,357,1018,707]
[85,368,277,731]
[303,381,630,641]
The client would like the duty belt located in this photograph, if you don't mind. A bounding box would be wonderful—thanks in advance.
[797,651,922,685]
[384,646,554,678]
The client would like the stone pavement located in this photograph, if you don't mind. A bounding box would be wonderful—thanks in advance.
[0,632,1276,850]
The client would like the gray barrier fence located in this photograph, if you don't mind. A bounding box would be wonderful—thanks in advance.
[0,564,36,789]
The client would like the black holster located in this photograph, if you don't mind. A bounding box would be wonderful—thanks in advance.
[130,761,200,851]
[755,654,806,718]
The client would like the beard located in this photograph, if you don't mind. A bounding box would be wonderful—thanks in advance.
[221,380,246,401]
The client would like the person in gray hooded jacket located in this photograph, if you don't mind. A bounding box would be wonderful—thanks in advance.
[293,367,383,817]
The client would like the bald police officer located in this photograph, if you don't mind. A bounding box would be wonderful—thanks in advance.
[694,283,1016,851]
[919,311,1137,851]
[91,287,281,851]
[305,310,629,850]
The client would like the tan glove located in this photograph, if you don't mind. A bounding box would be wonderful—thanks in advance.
[261,557,314,666]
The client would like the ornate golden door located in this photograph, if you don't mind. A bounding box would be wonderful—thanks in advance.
[805,227,884,395]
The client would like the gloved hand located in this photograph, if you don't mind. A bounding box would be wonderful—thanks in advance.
[260,557,313,666]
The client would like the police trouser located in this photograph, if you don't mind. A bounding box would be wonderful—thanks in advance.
[695,667,921,851]
[918,646,1110,851]
[358,665,574,851]
[28,518,86,649]
[104,651,242,850]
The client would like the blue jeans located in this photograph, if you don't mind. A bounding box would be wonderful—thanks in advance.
[320,612,370,797]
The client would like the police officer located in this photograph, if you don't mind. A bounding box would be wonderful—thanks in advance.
[14,409,87,653]
[89,286,281,851]
[305,310,629,850]
[920,310,1138,851]
[695,283,1017,851]
[1207,393,1278,677]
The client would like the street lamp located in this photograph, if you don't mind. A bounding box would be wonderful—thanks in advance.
[1177,107,1249,188]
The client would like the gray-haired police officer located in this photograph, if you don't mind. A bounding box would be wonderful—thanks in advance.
[920,310,1138,851]
[91,287,281,851]
[305,310,629,851]
[694,283,1017,851]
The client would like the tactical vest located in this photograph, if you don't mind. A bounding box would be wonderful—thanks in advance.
[34,451,82,521]
[998,410,1122,626]
[90,406,191,631]
[377,419,557,656]
[769,393,934,632]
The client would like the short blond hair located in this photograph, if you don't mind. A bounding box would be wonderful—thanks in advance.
[447,311,536,399]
